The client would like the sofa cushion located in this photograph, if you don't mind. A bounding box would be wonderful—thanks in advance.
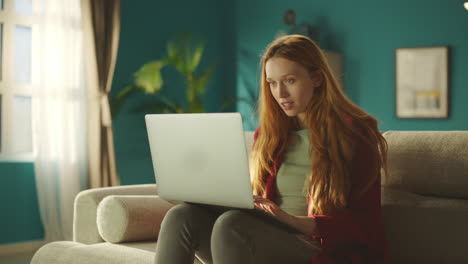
[73,184,158,244]
[97,195,174,243]
[382,187,468,264]
[383,131,468,199]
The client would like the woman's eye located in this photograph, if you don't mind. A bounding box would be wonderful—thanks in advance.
[286,79,295,84]
[269,81,277,86]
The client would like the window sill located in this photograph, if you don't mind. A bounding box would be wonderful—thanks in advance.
[0,153,35,162]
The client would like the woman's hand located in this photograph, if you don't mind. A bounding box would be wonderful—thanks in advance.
[253,195,295,226]
[253,195,318,237]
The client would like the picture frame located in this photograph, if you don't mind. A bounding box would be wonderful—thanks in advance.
[395,46,449,119]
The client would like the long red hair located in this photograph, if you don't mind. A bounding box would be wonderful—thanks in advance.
[250,35,388,215]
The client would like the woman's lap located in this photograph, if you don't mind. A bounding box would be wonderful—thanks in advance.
[209,208,320,264]
[156,203,320,264]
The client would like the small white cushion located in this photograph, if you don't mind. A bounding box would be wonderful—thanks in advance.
[97,195,174,243]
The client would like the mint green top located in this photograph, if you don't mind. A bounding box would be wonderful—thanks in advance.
[275,128,311,216]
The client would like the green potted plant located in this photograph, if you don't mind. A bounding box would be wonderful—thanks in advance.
[111,33,221,117]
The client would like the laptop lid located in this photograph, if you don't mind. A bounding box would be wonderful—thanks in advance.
[145,112,255,209]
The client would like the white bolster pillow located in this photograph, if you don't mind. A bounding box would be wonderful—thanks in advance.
[97,195,174,243]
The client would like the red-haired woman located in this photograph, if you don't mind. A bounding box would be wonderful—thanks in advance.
[155,35,389,264]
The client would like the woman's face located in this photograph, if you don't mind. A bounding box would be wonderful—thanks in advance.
[265,57,321,120]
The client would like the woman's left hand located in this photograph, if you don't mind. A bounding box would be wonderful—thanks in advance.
[253,195,318,236]
[253,195,294,224]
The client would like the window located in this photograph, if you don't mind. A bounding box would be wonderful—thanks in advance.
[0,0,37,161]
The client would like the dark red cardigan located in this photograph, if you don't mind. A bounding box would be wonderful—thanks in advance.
[253,127,389,264]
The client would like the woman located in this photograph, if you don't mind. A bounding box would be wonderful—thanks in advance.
[155,34,389,264]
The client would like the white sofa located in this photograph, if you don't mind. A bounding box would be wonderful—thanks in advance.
[31,131,468,264]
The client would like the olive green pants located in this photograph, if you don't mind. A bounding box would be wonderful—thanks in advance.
[154,203,321,264]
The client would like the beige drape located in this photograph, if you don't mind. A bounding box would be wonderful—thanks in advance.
[81,0,121,188]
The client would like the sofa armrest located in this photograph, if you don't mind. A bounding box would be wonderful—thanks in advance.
[73,184,158,244]
[97,195,174,243]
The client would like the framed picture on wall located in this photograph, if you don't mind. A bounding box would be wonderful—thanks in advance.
[395,46,449,119]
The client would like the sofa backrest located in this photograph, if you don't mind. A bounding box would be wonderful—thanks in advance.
[245,130,468,199]
[382,131,468,264]
[382,130,468,199]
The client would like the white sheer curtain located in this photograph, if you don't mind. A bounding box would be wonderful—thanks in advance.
[33,0,87,242]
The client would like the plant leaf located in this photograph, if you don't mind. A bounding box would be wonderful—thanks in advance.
[188,43,204,73]
[167,40,185,74]
[134,61,166,93]
[186,77,196,103]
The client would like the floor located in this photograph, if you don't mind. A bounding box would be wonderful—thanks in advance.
[0,252,34,264]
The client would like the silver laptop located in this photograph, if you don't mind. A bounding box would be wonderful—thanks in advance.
[145,113,304,235]
[145,112,255,209]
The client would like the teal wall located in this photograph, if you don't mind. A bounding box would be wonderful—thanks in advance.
[112,0,237,185]
[1,0,467,245]
[236,0,468,131]
[0,163,43,244]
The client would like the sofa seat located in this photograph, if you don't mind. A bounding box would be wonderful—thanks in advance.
[382,187,468,263]
[32,241,155,264]
[32,241,205,264]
